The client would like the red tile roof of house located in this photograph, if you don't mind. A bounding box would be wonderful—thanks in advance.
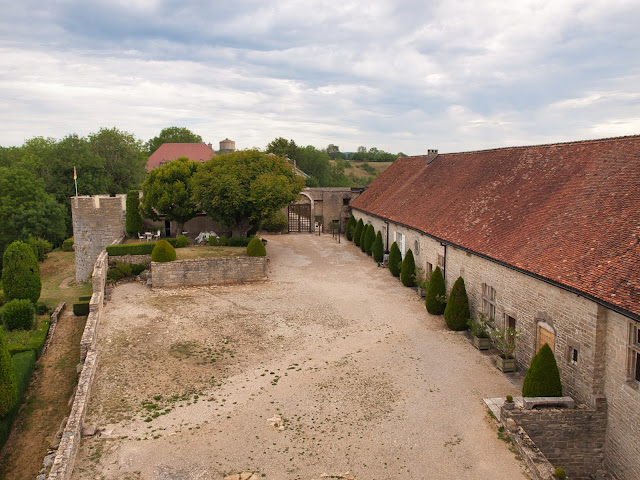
[146,143,216,172]
[350,135,640,319]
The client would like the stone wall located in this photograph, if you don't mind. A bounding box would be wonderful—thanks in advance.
[72,195,126,282]
[151,256,268,288]
[108,254,152,266]
[502,400,608,480]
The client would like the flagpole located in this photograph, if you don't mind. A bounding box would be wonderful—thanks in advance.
[74,166,78,196]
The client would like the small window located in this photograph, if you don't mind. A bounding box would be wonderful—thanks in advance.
[482,283,496,321]
[628,324,640,382]
[437,254,445,270]
[569,347,579,366]
[343,197,350,206]
[426,262,433,278]
[505,314,516,347]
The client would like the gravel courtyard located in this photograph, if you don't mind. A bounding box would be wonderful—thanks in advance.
[73,234,528,480]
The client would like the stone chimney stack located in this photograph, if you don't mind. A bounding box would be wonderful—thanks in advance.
[427,149,438,164]
[207,143,213,149]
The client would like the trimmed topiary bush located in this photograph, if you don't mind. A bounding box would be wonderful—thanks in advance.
[346,215,356,241]
[426,266,446,315]
[73,302,90,316]
[1,299,35,331]
[228,237,253,247]
[0,328,18,417]
[246,238,267,257]
[364,225,376,255]
[208,235,220,246]
[554,467,566,480]
[353,219,364,247]
[400,249,416,286]
[176,235,188,248]
[444,276,470,330]
[106,243,156,256]
[359,224,368,252]
[126,190,143,237]
[2,241,41,303]
[61,237,74,252]
[151,240,177,263]
[219,236,229,246]
[388,242,402,277]
[522,343,563,397]
[373,231,384,263]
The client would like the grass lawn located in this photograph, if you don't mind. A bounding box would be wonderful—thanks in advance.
[39,250,93,307]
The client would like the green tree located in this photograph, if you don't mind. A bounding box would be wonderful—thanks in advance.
[0,167,67,262]
[426,266,446,315]
[145,126,203,156]
[522,343,563,397]
[364,225,376,256]
[0,329,17,417]
[2,241,41,303]
[89,127,146,194]
[126,190,143,236]
[353,219,364,246]
[373,231,384,263]
[360,224,368,252]
[141,157,200,235]
[345,215,356,241]
[400,249,416,286]
[192,150,305,237]
[388,242,402,277]
[444,276,470,331]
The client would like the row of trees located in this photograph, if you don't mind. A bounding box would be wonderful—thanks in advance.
[326,144,405,162]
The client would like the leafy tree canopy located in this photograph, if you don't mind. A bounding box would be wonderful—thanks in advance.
[141,157,200,235]
[145,126,203,156]
[192,150,305,237]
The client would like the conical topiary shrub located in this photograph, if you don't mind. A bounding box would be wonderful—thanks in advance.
[373,231,384,263]
[522,343,563,397]
[365,225,376,256]
[151,239,177,262]
[246,237,266,257]
[126,190,143,237]
[353,219,364,247]
[443,276,470,330]
[400,249,416,287]
[388,242,402,277]
[2,241,41,303]
[360,224,368,252]
[426,266,446,315]
[0,329,18,417]
[346,215,356,241]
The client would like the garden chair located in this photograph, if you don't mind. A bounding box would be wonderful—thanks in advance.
[153,230,161,240]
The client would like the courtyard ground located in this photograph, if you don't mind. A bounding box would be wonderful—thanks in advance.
[72,234,528,480]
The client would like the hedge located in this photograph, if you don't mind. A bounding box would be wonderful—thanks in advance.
[1,299,34,331]
[0,330,17,417]
[73,302,90,316]
[0,350,36,450]
[7,319,50,358]
[61,237,74,252]
[228,237,254,247]
[2,241,41,303]
[107,243,156,256]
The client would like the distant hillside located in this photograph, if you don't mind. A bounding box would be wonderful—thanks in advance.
[336,160,394,187]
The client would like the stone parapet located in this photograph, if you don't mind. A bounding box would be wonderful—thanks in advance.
[151,256,268,288]
[108,254,152,266]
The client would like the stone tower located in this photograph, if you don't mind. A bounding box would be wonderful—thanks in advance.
[219,138,236,154]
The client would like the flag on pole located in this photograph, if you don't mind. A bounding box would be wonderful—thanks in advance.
[73,166,78,196]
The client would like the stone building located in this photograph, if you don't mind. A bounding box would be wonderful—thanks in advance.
[350,135,640,479]
[287,187,365,233]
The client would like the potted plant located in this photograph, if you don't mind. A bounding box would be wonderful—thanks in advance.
[504,394,515,410]
[469,313,492,350]
[492,326,520,373]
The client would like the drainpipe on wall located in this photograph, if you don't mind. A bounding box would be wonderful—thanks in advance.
[385,222,389,252]
[440,242,447,283]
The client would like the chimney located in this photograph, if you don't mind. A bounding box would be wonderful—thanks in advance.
[427,149,438,164]
[207,143,213,149]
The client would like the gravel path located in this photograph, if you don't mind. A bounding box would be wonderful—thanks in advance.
[73,234,528,480]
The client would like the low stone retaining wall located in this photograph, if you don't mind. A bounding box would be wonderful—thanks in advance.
[501,396,608,480]
[41,302,65,357]
[108,253,151,266]
[151,256,268,288]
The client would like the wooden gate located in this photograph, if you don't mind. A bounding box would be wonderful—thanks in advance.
[288,204,311,233]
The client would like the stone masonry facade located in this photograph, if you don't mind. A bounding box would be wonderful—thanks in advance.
[151,256,268,288]
[353,209,640,479]
[71,195,126,282]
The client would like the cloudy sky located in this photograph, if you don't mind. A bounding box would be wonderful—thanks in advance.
[1,0,638,155]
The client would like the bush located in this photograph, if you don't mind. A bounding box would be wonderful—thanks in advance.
[373,231,384,263]
[61,237,74,252]
[0,329,17,417]
[27,236,52,263]
[2,241,41,303]
[262,211,288,233]
[106,243,156,256]
[35,302,49,315]
[0,350,35,450]
[1,299,34,331]
[522,343,563,397]
[126,190,143,237]
[151,240,176,263]
[246,238,267,257]
[208,235,220,246]
[444,276,470,330]
[176,235,188,248]
[7,318,50,358]
[73,302,90,316]
[228,237,253,247]
[345,215,356,241]
[359,224,368,252]
[388,242,402,277]
[353,219,364,247]
[364,225,375,256]
[400,249,416,287]
[219,236,229,246]
[107,262,146,283]
[78,296,92,302]
[554,467,566,480]
[426,266,446,315]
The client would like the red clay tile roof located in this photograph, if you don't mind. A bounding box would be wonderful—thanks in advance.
[146,143,216,172]
[351,136,640,319]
